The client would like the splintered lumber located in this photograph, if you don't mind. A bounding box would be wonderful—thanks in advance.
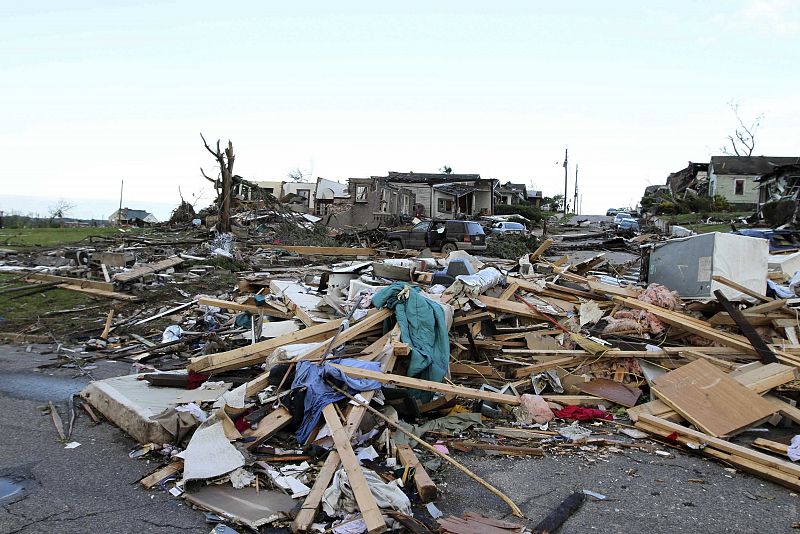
[395,444,438,502]
[529,238,554,261]
[26,273,115,292]
[477,295,544,319]
[637,414,800,482]
[140,460,183,489]
[714,289,777,364]
[512,356,588,379]
[452,311,495,327]
[322,404,386,534]
[243,308,392,397]
[711,275,771,303]
[329,364,521,405]
[752,437,790,456]
[627,362,798,423]
[99,309,114,340]
[586,277,641,298]
[48,401,66,441]
[134,300,197,325]
[188,316,344,373]
[293,347,398,533]
[532,491,585,534]
[765,394,800,425]
[651,359,776,437]
[329,383,523,518]
[747,299,790,314]
[242,405,292,450]
[261,245,376,256]
[114,255,183,283]
[198,296,293,319]
[23,278,140,301]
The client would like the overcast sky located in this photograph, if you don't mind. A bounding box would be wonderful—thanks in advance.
[1,1,798,220]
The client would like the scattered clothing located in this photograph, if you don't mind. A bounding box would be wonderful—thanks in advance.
[292,358,382,444]
[372,282,450,402]
[553,405,612,422]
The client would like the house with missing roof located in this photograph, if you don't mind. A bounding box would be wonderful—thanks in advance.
[709,156,800,209]
[380,172,498,219]
[108,207,159,226]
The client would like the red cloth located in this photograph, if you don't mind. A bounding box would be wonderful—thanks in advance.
[553,405,612,421]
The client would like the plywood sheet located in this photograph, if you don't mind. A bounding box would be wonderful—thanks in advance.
[651,359,776,437]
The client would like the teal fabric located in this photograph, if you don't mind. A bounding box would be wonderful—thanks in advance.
[371,282,450,402]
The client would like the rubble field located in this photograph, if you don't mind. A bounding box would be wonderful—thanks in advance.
[2,214,800,534]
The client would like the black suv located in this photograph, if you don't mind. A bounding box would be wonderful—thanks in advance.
[387,219,487,253]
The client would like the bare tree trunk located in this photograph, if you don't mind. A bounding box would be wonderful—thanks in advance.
[200,134,235,233]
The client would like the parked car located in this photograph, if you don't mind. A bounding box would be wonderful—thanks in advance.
[489,221,526,235]
[617,217,640,232]
[613,212,632,225]
[387,219,487,253]
[606,208,619,217]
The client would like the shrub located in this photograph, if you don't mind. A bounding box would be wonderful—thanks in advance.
[485,234,539,259]
[494,203,544,222]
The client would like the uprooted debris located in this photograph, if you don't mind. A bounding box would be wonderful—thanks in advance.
[6,218,800,533]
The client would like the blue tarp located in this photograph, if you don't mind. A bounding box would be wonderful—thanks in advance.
[371,282,450,402]
[292,358,382,444]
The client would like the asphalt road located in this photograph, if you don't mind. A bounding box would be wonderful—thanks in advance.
[0,343,798,533]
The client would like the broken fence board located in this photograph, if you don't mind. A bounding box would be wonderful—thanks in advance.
[114,256,184,283]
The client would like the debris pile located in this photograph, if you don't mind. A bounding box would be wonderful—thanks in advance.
[5,222,800,533]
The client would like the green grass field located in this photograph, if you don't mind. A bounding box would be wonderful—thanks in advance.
[0,226,133,249]
[0,273,98,333]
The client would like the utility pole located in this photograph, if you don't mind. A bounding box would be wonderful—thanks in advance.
[563,148,568,215]
[117,179,124,226]
[573,164,579,215]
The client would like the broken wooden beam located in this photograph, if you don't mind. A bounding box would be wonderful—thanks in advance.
[395,444,438,502]
[329,364,521,405]
[114,255,184,283]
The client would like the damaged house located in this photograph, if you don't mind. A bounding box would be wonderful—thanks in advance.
[667,162,709,198]
[381,172,498,219]
[497,182,528,205]
[314,176,416,228]
[108,208,158,226]
[756,162,800,225]
[708,156,800,210]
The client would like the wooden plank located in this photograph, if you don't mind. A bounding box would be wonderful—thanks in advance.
[708,312,774,326]
[628,362,798,422]
[637,414,800,479]
[322,404,386,533]
[198,296,293,319]
[651,359,776,437]
[24,279,140,301]
[140,460,183,489]
[499,283,519,301]
[711,275,771,303]
[529,238,553,261]
[26,272,114,291]
[512,356,586,379]
[330,364,522,405]
[293,347,398,533]
[477,295,544,319]
[99,309,114,340]
[114,256,183,283]
[747,299,790,314]
[452,311,495,327]
[586,277,641,298]
[188,316,344,373]
[241,405,292,450]
[765,394,800,425]
[100,263,111,283]
[260,245,376,256]
[752,437,789,456]
[635,420,800,491]
[714,289,778,364]
[395,444,438,502]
